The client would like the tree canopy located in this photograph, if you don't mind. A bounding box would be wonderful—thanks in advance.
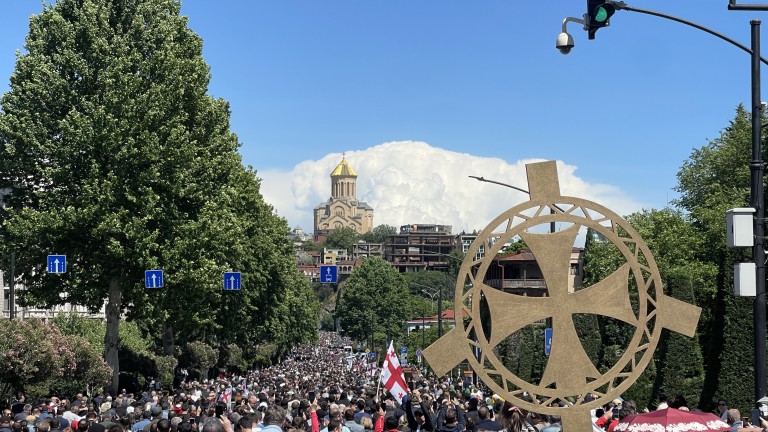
[578,105,762,413]
[336,257,410,343]
[0,0,317,391]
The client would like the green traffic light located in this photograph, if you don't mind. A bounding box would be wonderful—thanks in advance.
[595,6,608,22]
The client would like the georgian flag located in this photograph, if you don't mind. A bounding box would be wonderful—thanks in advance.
[220,386,232,404]
[380,341,408,404]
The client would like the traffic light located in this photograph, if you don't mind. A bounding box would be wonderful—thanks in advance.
[586,0,616,39]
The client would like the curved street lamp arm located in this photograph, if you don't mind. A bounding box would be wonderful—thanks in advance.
[468,176,530,194]
[468,176,565,219]
[615,2,768,65]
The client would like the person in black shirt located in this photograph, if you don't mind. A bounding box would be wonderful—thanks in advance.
[471,407,502,432]
[404,392,433,432]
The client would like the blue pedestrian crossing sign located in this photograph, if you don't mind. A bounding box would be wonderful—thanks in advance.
[145,270,164,288]
[47,255,67,274]
[544,327,553,356]
[320,265,338,283]
[223,272,242,290]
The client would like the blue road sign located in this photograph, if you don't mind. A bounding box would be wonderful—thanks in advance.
[145,270,164,288]
[47,255,67,274]
[544,327,553,356]
[223,272,242,290]
[401,346,408,354]
[320,265,338,283]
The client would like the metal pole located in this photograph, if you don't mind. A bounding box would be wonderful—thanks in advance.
[9,253,15,320]
[751,19,766,404]
[421,309,425,348]
[437,287,443,337]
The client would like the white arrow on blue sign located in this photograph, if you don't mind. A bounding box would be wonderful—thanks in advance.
[544,327,553,356]
[401,346,408,354]
[319,265,338,283]
[145,270,164,288]
[223,272,241,290]
[47,255,67,274]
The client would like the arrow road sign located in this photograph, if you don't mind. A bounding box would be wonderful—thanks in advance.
[47,255,67,274]
[145,270,164,289]
[319,265,338,283]
[223,272,241,290]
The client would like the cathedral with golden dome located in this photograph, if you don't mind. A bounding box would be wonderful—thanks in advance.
[313,156,374,234]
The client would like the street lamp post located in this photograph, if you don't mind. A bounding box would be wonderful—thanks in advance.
[749,21,767,406]
[559,0,768,406]
[421,307,425,349]
[422,289,436,315]
[411,281,446,337]
[9,253,15,320]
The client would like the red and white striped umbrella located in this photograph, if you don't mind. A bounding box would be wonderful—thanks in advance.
[614,408,730,432]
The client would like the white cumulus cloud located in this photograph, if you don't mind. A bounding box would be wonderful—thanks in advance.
[258,141,643,236]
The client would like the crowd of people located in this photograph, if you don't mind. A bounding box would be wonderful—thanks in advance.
[1,332,767,432]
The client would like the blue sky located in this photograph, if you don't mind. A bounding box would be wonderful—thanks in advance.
[0,1,762,233]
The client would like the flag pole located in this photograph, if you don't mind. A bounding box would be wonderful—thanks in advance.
[376,341,391,399]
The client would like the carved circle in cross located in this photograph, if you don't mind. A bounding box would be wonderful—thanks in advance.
[456,196,660,414]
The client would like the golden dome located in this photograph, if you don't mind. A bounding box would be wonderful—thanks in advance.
[331,158,357,177]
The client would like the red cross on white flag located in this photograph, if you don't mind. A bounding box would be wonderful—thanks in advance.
[380,341,408,404]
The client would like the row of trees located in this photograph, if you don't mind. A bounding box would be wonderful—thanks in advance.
[0,0,319,395]
[547,105,756,413]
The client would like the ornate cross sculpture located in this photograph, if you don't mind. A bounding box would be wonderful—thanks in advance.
[423,161,701,431]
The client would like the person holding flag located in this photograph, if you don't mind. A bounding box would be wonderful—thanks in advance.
[379,341,408,405]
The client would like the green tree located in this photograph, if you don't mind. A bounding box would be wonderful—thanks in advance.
[324,227,360,254]
[500,237,528,255]
[0,0,317,391]
[499,323,547,386]
[582,209,711,408]
[405,270,454,314]
[623,209,709,408]
[56,334,112,397]
[0,319,76,401]
[53,314,150,355]
[675,105,758,412]
[582,229,635,373]
[446,249,465,281]
[0,0,243,392]
[361,224,397,244]
[337,257,410,342]
[404,325,440,364]
[225,343,246,371]
[186,341,218,381]
[301,241,325,253]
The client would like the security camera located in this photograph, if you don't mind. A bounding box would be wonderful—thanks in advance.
[556,32,574,55]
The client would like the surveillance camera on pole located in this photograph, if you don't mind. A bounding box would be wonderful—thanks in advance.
[556,32,574,55]
[555,17,586,55]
